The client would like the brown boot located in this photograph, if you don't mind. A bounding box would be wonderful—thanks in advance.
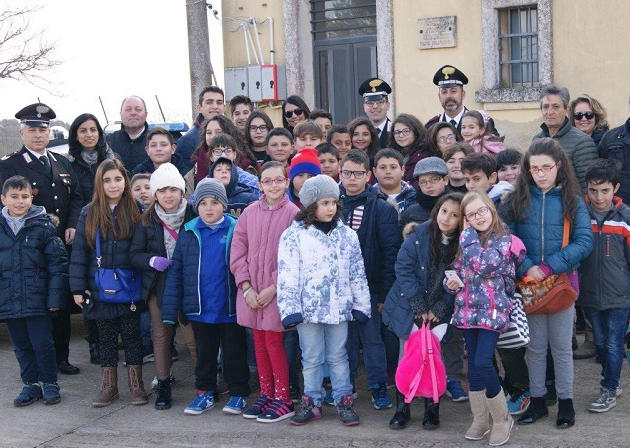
[92,367,119,407]
[487,390,514,446]
[127,365,148,405]
[465,390,490,440]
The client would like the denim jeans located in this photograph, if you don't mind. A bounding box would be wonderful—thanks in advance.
[583,307,629,393]
[346,301,388,386]
[463,328,501,397]
[6,316,57,384]
[297,322,352,407]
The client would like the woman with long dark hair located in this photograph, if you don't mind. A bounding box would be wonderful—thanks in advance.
[282,96,311,135]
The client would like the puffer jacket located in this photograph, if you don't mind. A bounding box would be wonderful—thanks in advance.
[0,206,68,319]
[450,228,526,333]
[577,196,630,310]
[598,119,630,204]
[373,181,417,214]
[129,203,196,306]
[129,152,190,178]
[382,221,455,339]
[534,117,598,192]
[503,185,593,278]
[161,214,237,324]
[69,205,147,320]
[68,142,115,205]
[231,194,299,332]
[277,219,371,328]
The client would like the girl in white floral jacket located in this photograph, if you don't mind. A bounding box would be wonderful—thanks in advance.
[277,175,371,427]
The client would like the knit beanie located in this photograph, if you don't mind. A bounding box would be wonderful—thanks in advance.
[413,156,448,178]
[150,163,186,197]
[289,148,321,182]
[299,174,340,208]
[193,177,228,212]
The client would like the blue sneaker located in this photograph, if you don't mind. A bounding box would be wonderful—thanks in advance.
[371,382,393,410]
[184,391,215,415]
[507,389,531,415]
[446,380,469,402]
[223,396,247,414]
[42,382,61,405]
[14,383,42,407]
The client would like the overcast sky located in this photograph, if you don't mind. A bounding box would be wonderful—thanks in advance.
[0,0,224,125]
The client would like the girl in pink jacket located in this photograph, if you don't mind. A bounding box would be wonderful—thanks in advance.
[230,161,299,423]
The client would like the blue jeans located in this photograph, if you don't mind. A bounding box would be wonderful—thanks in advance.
[346,301,388,386]
[583,307,629,393]
[463,328,501,397]
[6,316,57,384]
[297,322,352,406]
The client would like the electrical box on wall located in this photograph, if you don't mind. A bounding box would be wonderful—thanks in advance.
[247,66,263,102]
[225,67,249,99]
[261,65,287,102]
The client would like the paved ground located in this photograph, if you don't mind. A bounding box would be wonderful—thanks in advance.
[0,316,628,448]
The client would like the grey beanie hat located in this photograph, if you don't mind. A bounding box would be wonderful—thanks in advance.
[299,175,340,208]
[413,156,448,178]
[194,178,228,212]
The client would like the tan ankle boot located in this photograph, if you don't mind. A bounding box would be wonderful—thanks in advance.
[92,367,119,407]
[465,390,490,440]
[487,390,514,446]
[127,365,148,405]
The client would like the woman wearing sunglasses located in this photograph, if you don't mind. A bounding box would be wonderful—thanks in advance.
[282,96,311,135]
[569,94,609,146]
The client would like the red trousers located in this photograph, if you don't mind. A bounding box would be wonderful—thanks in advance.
[253,329,290,403]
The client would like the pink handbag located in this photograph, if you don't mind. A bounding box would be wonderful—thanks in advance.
[395,322,447,404]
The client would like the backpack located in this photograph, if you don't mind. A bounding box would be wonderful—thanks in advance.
[395,322,447,404]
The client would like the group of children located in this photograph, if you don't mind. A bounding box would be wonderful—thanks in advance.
[1,107,629,447]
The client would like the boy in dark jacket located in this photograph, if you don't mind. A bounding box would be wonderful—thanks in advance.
[339,149,401,410]
[578,159,630,413]
[209,157,258,217]
[0,176,68,406]
[162,178,250,416]
[130,127,189,178]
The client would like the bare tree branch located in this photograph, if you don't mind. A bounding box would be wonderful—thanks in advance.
[0,5,62,91]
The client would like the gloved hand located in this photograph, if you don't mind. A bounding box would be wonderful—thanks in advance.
[152,256,172,272]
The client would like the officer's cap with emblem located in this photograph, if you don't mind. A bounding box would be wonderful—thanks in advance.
[358,77,392,102]
[432,65,468,88]
[14,103,56,128]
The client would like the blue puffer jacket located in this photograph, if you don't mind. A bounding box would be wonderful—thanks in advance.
[161,214,237,324]
[382,221,455,339]
[0,206,68,319]
[503,185,593,278]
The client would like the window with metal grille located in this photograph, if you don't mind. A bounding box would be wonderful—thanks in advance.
[310,0,376,41]
[498,6,539,87]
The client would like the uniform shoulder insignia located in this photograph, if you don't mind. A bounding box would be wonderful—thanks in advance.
[1,150,20,161]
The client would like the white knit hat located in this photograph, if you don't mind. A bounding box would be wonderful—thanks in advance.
[150,163,186,197]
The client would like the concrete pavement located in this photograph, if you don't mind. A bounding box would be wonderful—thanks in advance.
[0,316,628,447]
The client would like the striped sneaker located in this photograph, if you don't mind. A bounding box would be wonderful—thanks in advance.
[243,395,272,419]
[257,399,295,423]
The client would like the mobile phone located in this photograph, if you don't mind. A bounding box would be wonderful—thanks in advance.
[445,270,464,288]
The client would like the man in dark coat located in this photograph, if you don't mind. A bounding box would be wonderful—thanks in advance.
[0,103,84,375]
[107,95,150,172]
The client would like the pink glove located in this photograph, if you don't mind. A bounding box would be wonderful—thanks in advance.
[152,257,172,272]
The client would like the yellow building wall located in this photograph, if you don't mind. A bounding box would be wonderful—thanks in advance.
[221,1,286,127]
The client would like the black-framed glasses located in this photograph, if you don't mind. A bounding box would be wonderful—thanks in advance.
[340,170,368,179]
[212,147,234,156]
[465,206,490,221]
[573,111,595,121]
[529,163,557,174]
[437,133,456,144]
[249,125,269,133]
[393,128,412,138]
[260,177,287,186]
[284,108,304,118]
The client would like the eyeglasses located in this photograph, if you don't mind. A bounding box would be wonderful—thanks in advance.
[260,177,287,186]
[364,99,387,108]
[529,163,557,174]
[284,108,304,118]
[573,111,595,121]
[418,176,444,187]
[393,128,412,138]
[212,147,234,156]
[465,206,490,221]
[340,170,368,179]
[249,125,269,133]
[437,134,456,144]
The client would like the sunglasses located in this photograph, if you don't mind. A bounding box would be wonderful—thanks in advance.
[284,108,304,119]
[573,111,595,121]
